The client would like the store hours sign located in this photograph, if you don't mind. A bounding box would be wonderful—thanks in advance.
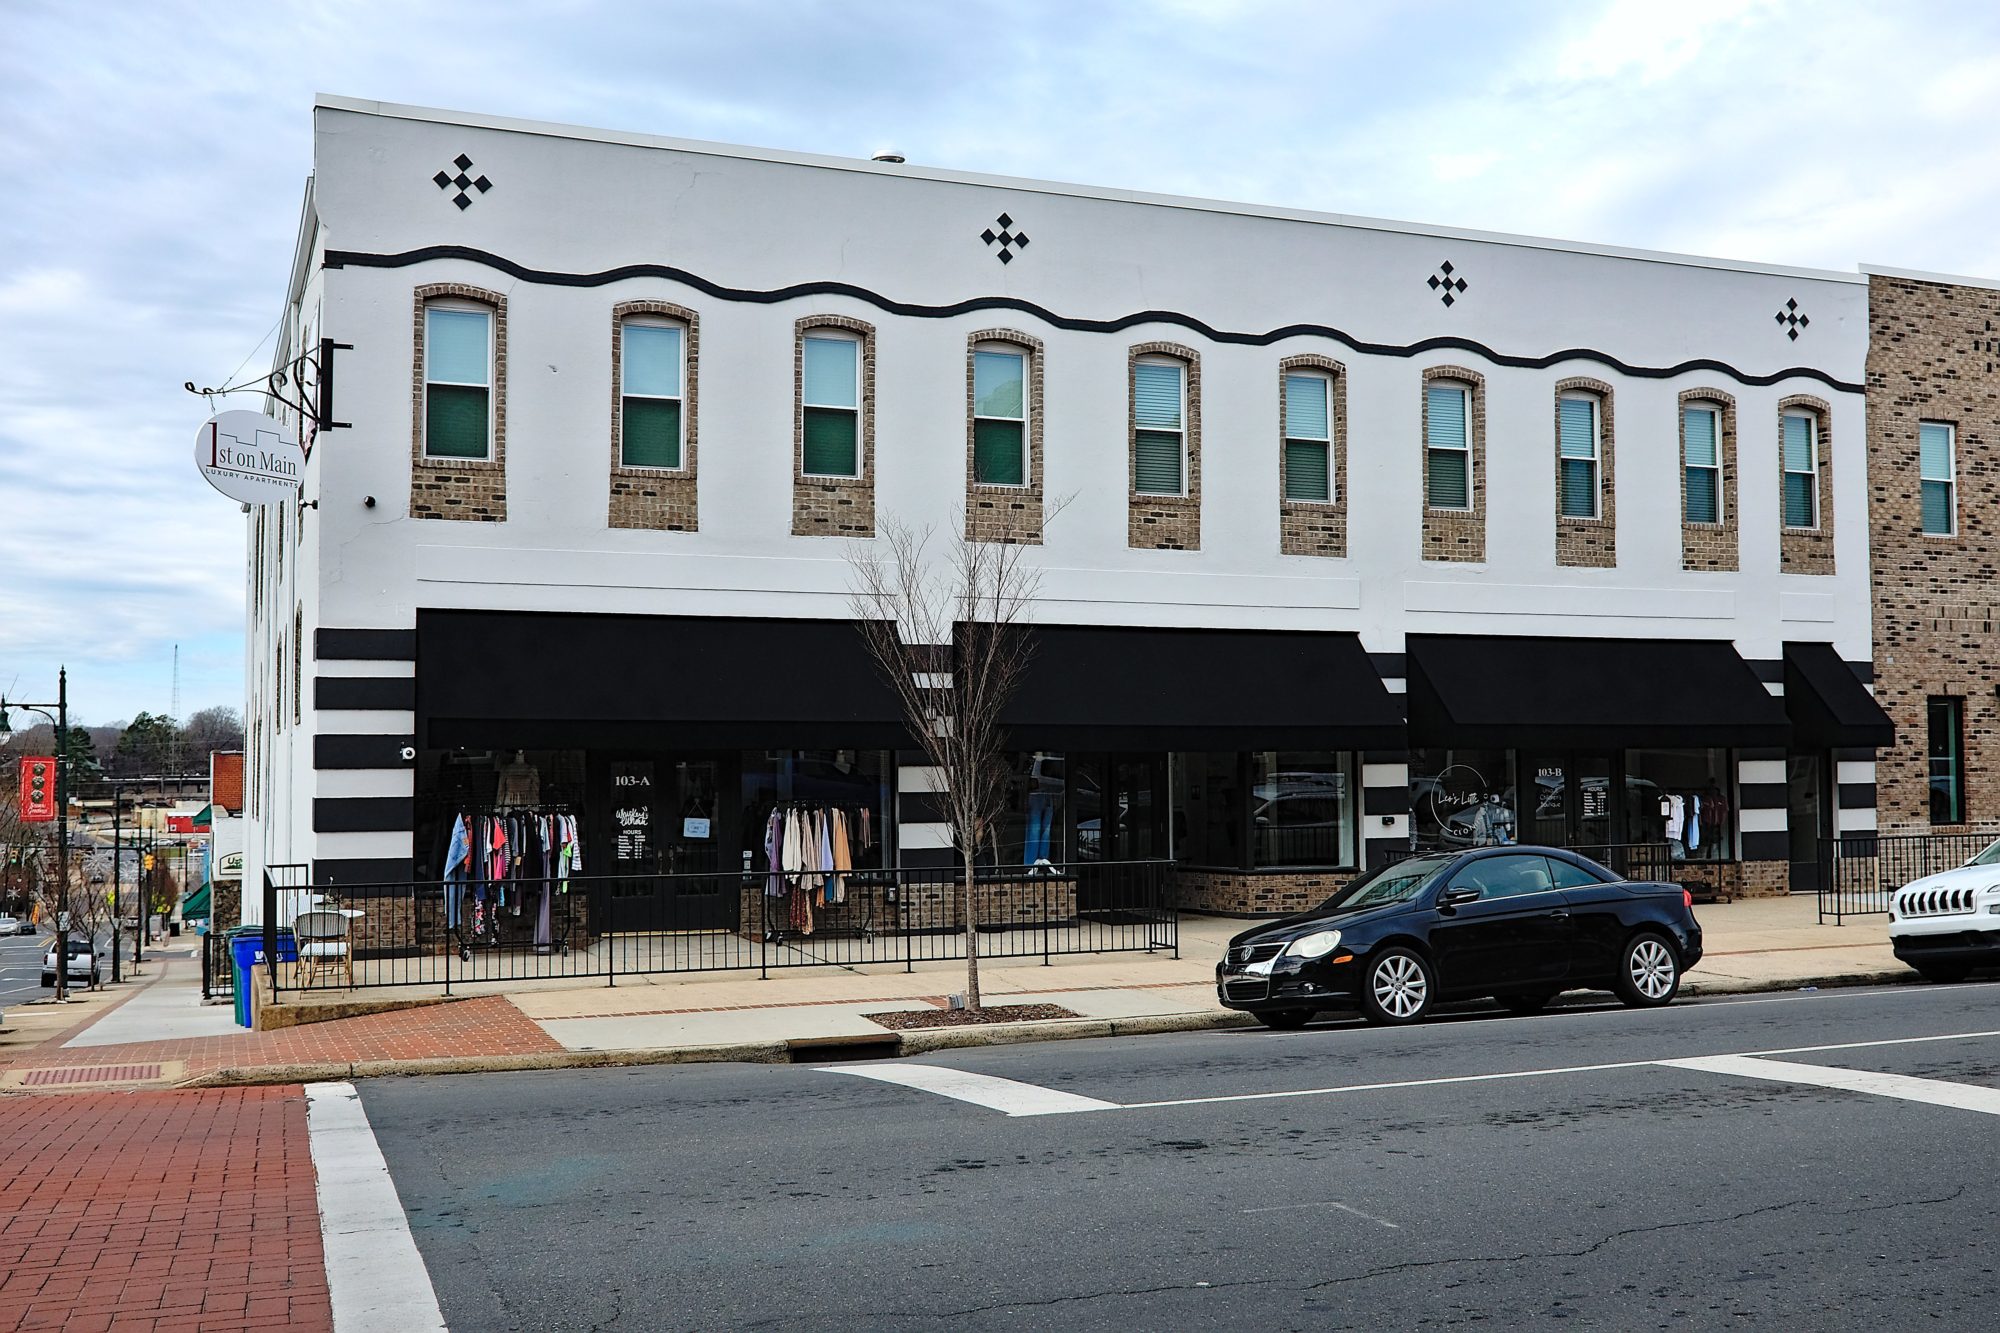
[611,762,654,864]
[194,410,303,505]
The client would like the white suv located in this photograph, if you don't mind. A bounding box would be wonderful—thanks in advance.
[1888,838,2000,983]
[41,936,100,989]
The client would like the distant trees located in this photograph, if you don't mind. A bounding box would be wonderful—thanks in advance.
[0,706,243,780]
[115,713,180,775]
[180,706,246,757]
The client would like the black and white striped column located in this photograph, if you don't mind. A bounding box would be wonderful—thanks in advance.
[312,628,417,885]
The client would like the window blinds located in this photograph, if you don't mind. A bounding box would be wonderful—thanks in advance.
[1558,397,1597,518]
[1920,422,1954,535]
[1426,384,1469,509]
[1134,362,1184,495]
[1782,414,1816,527]
[1683,406,1719,524]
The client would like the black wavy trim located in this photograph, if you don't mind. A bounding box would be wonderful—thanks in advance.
[325,246,1863,393]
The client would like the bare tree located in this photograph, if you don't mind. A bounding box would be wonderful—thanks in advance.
[851,520,1040,1011]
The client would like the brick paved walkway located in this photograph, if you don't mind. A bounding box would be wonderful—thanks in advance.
[0,1087,332,1332]
[4,995,561,1084]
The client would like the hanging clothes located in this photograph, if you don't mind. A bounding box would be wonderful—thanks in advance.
[830,808,853,904]
[764,809,786,898]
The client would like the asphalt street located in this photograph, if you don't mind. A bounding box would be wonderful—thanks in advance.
[0,934,50,1006]
[357,983,2000,1331]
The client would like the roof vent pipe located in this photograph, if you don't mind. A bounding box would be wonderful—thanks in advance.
[871,151,906,164]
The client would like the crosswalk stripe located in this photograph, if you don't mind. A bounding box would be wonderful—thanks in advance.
[1661,1054,2000,1116]
[823,1063,1120,1116]
[305,1082,450,1332]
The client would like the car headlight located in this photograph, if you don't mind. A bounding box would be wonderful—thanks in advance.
[1286,929,1343,959]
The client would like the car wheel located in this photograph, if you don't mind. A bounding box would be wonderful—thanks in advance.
[1361,947,1435,1025]
[1914,962,1971,984]
[40,974,53,987]
[1254,1009,1314,1031]
[1498,992,1555,1016]
[1613,932,1682,1007]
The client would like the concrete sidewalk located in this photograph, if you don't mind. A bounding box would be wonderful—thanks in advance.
[0,895,1913,1092]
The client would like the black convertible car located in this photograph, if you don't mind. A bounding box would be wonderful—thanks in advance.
[1217,846,1703,1027]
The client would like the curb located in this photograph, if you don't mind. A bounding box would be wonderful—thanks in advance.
[168,968,1922,1090]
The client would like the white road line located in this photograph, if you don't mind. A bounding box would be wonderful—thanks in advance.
[823,1063,1119,1116]
[1661,1054,2000,1116]
[1241,1200,1400,1228]
[305,1081,449,1333]
[831,1027,2000,1118]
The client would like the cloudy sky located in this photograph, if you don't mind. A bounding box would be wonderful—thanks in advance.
[4,0,1998,726]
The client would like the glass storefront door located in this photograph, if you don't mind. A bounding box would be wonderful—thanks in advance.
[1788,751,1831,894]
[1521,752,1617,851]
[1072,754,1166,862]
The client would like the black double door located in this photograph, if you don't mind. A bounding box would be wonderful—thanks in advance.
[594,754,734,932]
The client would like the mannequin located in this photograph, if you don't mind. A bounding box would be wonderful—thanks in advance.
[495,750,541,808]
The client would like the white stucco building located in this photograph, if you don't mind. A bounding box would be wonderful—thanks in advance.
[244,96,1889,919]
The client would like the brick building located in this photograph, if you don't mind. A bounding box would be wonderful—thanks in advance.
[1865,267,2000,837]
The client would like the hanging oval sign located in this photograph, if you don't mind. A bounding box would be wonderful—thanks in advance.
[194,410,303,504]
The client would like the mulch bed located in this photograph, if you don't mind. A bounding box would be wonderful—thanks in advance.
[864,1003,1079,1030]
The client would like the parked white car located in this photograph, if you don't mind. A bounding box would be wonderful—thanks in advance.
[0,915,31,937]
[41,936,100,989]
[1888,838,2000,983]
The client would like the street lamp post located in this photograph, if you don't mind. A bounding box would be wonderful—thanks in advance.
[1,668,74,1001]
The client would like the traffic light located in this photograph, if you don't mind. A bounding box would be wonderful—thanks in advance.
[142,853,155,872]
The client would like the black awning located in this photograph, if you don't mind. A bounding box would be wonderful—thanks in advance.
[417,610,910,750]
[1406,634,1791,749]
[1000,626,1404,751]
[1784,642,1894,749]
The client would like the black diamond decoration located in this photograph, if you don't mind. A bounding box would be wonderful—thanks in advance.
[980,212,1028,263]
[435,154,493,208]
[1427,261,1468,306]
[1775,298,1808,340]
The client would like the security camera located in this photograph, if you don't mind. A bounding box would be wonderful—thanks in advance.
[399,745,417,762]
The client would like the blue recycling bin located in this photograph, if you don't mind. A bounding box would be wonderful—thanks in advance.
[229,928,297,1028]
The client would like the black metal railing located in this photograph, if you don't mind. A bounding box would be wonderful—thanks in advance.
[200,928,234,1003]
[1819,831,2000,924]
[261,859,1177,994]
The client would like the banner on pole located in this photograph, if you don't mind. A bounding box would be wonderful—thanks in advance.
[18,757,56,822]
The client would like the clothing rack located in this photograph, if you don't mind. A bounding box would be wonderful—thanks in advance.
[756,801,880,944]
[443,803,584,961]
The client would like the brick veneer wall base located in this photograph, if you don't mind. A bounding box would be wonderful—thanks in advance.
[965,329,1046,544]
[1175,868,1359,915]
[1778,393,1836,575]
[1680,388,1740,571]
[1868,274,2000,829]
[609,301,700,531]
[1554,377,1617,567]
[792,314,877,538]
[1127,342,1202,549]
[409,283,508,522]
[1277,354,1348,557]
[1421,366,1487,562]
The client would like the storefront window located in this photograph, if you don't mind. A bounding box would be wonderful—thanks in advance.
[990,751,1066,866]
[1623,748,1732,862]
[1410,748,1514,849]
[1251,751,1355,867]
[1171,753,1243,867]
[740,750,893,870]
